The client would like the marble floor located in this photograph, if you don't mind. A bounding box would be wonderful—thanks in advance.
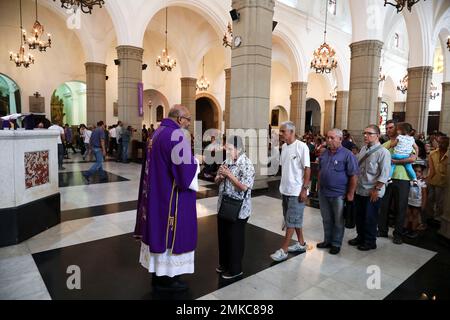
[0,154,445,300]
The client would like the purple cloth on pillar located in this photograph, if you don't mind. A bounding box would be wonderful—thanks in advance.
[137,118,198,255]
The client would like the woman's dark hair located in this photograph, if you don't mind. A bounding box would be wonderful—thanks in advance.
[227,135,244,153]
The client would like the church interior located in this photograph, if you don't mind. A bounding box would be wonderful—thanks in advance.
[0,0,450,301]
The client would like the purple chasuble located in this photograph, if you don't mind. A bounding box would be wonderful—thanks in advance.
[137,118,198,255]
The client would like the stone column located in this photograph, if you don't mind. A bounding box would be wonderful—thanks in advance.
[181,77,197,135]
[323,100,336,134]
[439,82,450,134]
[290,82,308,137]
[334,91,349,130]
[85,62,107,126]
[394,102,406,112]
[224,68,231,130]
[438,158,450,239]
[116,45,144,139]
[229,0,275,190]
[348,40,383,146]
[405,66,433,134]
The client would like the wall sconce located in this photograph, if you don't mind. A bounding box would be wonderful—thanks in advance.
[142,64,148,70]
[114,59,120,66]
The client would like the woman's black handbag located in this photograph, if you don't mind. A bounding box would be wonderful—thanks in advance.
[344,200,356,229]
[218,190,248,223]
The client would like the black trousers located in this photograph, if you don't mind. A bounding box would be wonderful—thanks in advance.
[57,144,64,169]
[378,180,410,237]
[217,216,248,275]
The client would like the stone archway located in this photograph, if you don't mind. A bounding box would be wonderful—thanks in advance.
[0,73,21,117]
[195,93,222,135]
[51,81,86,126]
[306,98,322,134]
[143,89,170,126]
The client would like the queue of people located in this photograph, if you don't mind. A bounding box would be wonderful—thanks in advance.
[133,108,448,292]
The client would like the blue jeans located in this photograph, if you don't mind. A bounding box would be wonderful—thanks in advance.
[86,147,106,178]
[319,193,345,247]
[390,153,417,180]
[122,141,129,162]
[355,194,382,246]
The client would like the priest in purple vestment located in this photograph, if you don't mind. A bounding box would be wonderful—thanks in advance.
[137,104,199,291]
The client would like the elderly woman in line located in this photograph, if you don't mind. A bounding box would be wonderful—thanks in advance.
[215,135,255,280]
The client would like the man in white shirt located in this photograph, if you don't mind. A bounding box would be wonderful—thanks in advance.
[48,123,66,170]
[271,121,311,262]
[115,121,123,162]
[109,125,117,156]
[80,124,92,161]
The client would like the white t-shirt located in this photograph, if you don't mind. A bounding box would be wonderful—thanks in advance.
[83,130,92,144]
[109,128,117,139]
[408,179,427,207]
[394,135,415,155]
[279,140,311,196]
[48,125,64,144]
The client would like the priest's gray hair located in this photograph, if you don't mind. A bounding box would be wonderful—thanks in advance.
[280,121,296,133]
[329,128,343,139]
[168,104,189,119]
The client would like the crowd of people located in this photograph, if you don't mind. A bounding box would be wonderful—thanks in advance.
[43,120,156,170]
[132,105,448,291]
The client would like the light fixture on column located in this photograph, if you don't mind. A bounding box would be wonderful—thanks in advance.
[156,7,176,72]
[53,0,105,14]
[384,0,424,13]
[196,56,210,91]
[378,67,386,82]
[397,75,408,94]
[447,36,450,52]
[429,82,440,100]
[330,86,337,100]
[310,0,338,74]
[9,0,35,68]
[223,22,233,48]
[24,0,52,52]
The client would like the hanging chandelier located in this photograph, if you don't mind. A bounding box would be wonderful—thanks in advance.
[384,0,424,13]
[24,0,51,52]
[397,75,408,94]
[156,7,176,72]
[53,0,104,14]
[311,0,338,74]
[223,22,233,48]
[429,82,440,100]
[9,0,35,68]
[196,56,210,91]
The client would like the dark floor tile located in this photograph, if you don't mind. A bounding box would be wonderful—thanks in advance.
[59,171,129,188]
[33,215,298,300]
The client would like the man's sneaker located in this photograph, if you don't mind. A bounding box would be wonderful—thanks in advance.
[317,242,332,249]
[82,173,90,185]
[329,246,341,255]
[393,236,403,245]
[221,271,243,280]
[270,249,288,262]
[216,266,226,274]
[287,242,307,253]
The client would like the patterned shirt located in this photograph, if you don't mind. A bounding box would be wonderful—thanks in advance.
[217,153,255,220]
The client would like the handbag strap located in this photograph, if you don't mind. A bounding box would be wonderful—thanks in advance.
[358,145,383,166]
